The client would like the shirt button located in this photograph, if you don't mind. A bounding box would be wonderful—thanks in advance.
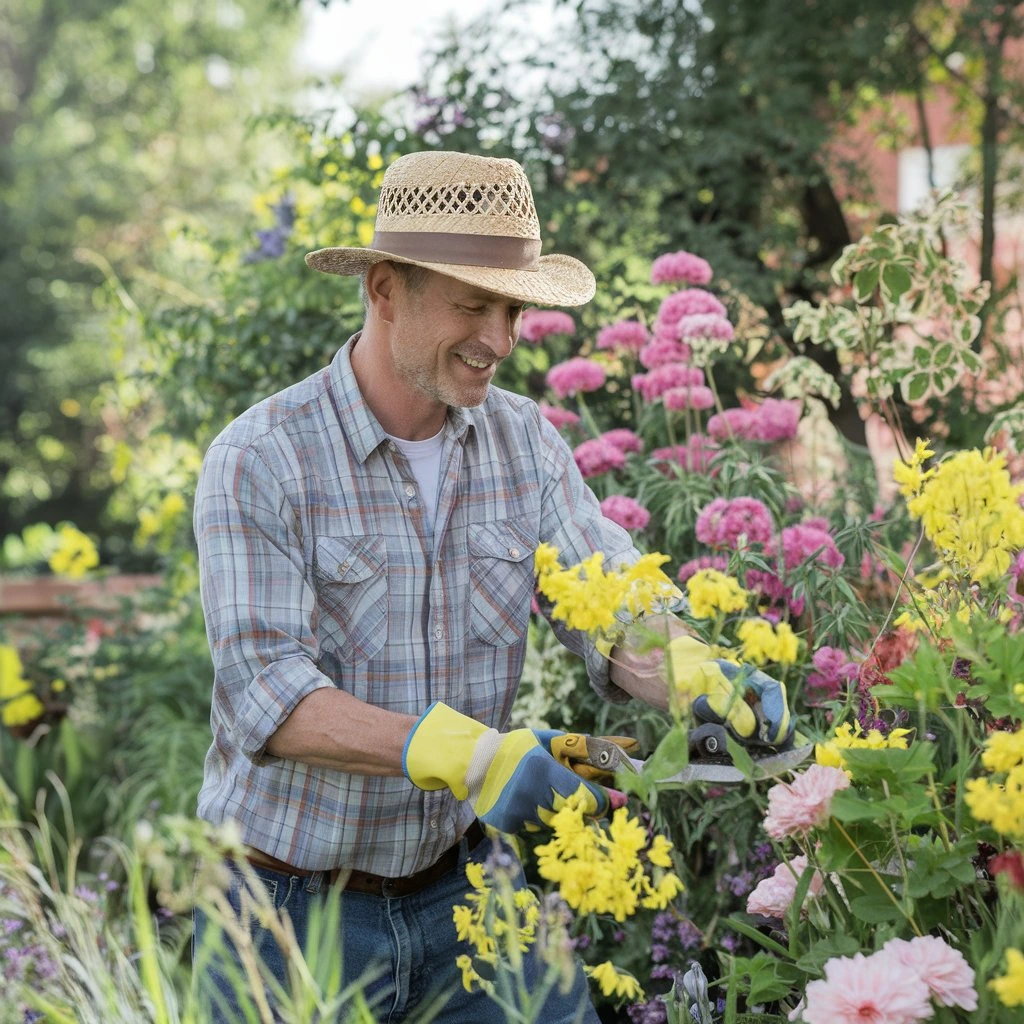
[430,819,439,829]
[434,626,444,639]
[338,560,351,573]
[404,484,416,497]
[508,547,520,559]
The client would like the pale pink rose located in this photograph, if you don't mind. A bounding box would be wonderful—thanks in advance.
[881,936,978,1011]
[763,764,850,840]
[801,952,933,1024]
[746,855,823,919]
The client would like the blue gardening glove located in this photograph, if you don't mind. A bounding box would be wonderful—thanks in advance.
[403,702,610,833]
[666,636,793,749]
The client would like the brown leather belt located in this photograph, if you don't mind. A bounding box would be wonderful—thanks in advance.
[241,820,486,898]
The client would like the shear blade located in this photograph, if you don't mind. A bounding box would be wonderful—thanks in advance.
[631,743,815,786]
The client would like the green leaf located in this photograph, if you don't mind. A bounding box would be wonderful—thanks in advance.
[853,265,879,303]
[829,788,890,822]
[794,934,862,975]
[644,723,690,782]
[903,373,930,402]
[839,743,936,786]
[880,263,913,303]
[726,733,756,780]
[849,892,905,923]
[727,917,793,959]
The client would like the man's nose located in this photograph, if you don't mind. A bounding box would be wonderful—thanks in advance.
[482,308,518,358]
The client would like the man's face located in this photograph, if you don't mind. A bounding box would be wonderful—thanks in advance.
[386,269,524,410]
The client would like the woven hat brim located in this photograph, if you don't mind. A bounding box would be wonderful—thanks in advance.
[304,247,595,308]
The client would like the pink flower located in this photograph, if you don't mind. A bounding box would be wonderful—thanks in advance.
[677,313,734,342]
[746,855,823,919]
[806,646,858,703]
[547,358,606,399]
[520,309,575,342]
[651,434,719,475]
[596,320,649,352]
[800,952,933,1024]
[745,568,805,617]
[655,288,726,331]
[763,764,850,840]
[633,364,705,403]
[639,338,692,369]
[573,438,626,478]
[651,250,713,286]
[677,554,728,583]
[539,403,581,431]
[881,936,978,1012]
[600,428,643,454]
[778,524,845,572]
[600,495,651,531]
[708,406,757,441]
[664,385,715,411]
[695,497,774,549]
[708,399,801,443]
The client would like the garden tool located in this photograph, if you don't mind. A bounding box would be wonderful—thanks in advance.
[403,701,611,833]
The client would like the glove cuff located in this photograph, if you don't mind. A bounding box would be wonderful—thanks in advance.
[403,701,490,798]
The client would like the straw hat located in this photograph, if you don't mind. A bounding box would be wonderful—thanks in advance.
[305,151,595,307]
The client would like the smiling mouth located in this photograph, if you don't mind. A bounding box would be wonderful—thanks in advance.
[456,354,494,370]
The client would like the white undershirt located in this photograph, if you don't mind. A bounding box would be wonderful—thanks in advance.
[386,426,445,536]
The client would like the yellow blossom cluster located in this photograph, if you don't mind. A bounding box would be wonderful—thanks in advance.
[135,493,188,552]
[48,525,99,579]
[964,729,1024,840]
[0,645,44,729]
[815,721,913,771]
[686,569,750,620]
[534,787,684,923]
[452,860,540,994]
[534,544,680,636]
[585,961,645,1002]
[736,618,800,666]
[895,441,1024,582]
[990,948,1024,1007]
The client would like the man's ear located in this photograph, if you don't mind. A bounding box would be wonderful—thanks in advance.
[365,262,397,323]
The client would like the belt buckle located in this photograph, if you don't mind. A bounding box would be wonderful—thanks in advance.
[381,876,401,898]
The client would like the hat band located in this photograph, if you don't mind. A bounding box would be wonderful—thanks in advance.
[372,230,542,271]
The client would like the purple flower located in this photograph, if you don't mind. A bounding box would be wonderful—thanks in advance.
[651,250,714,286]
[74,886,98,904]
[677,555,728,583]
[597,319,649,352]
[652,943,670,963]
[547,357,605,399]
[243,194,295,264]
[520,309,575,343]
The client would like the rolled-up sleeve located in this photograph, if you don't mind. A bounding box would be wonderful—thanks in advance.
[535,415,641,704]
[193,442,334,765]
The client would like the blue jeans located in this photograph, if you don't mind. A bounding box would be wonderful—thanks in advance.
[191,832,600,1023]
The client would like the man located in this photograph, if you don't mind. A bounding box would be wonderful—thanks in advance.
[190,151,785,1022]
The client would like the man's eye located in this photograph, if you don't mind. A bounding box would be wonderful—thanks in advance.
[462,306,485,315]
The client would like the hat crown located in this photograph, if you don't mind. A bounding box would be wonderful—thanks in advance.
[376,151,541,240]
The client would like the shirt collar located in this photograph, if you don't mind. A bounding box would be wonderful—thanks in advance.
[328,333,474,464]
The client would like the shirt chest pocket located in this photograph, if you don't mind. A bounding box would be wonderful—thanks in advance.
[312,535,389,664]
[468,519,538,647]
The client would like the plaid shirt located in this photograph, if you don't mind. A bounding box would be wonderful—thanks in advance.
[193,335,639,873]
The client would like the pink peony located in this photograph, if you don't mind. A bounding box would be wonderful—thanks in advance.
[677,313,734,342]
[800,952,933,1024]
[600,428,644,454]
[547,358,606,399]
[655,288,726,331]
[763,764,850,840]
[677,554,729,583]
[633,363,705,403]
[664,385,715,411]
[573,438,626,478]
[651,250,714,286]
[639,337,692,369]
[520,309,575,342]
[539,402,581,431]
[596,319,649,352]
[600,495,651,531]
[695,497,774,549]
[778,524,845,572]
[881,937,978,1011]
[746,855,823,919]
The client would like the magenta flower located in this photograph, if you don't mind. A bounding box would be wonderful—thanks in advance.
[664,385,715,411]
[539,402,581,431]
[806,646,859,704]
[633,363,705,403]
[600,495,651,531]
[651,434,719,475]
[801,952,933,1024]
[707,406,757,441]
[745,568,804,617]
[655,288,726,329]
[573,438,626,478]
[708,398,801,443]
[639,337,692,369]
[881,937,978,1012]
[547,358,606,399]
[600,428,644,454]
[520,309,575,343]
[677,554,728,583]
[596,319,649,352]
[778,524,845,572]
[763,764,850,840]
[746,855,823,919]
[695,497,774,549]
[651,250,713,286]
[677,313,734,342]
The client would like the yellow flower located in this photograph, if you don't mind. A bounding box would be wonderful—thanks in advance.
[585,961,645,1002]
[814,721,912,771]
[686,569,749,619]
[893,437,936,498]
[964,770,1024,839]
[990,948,1024,1008]
[2,692,45,728]
[0,645,28,699]
[60,398,81,417]
[48,525,99,579]
[737,618,800,666]
[983,729,1024,774]
[52,679,66,693]
[367,153,383,171]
